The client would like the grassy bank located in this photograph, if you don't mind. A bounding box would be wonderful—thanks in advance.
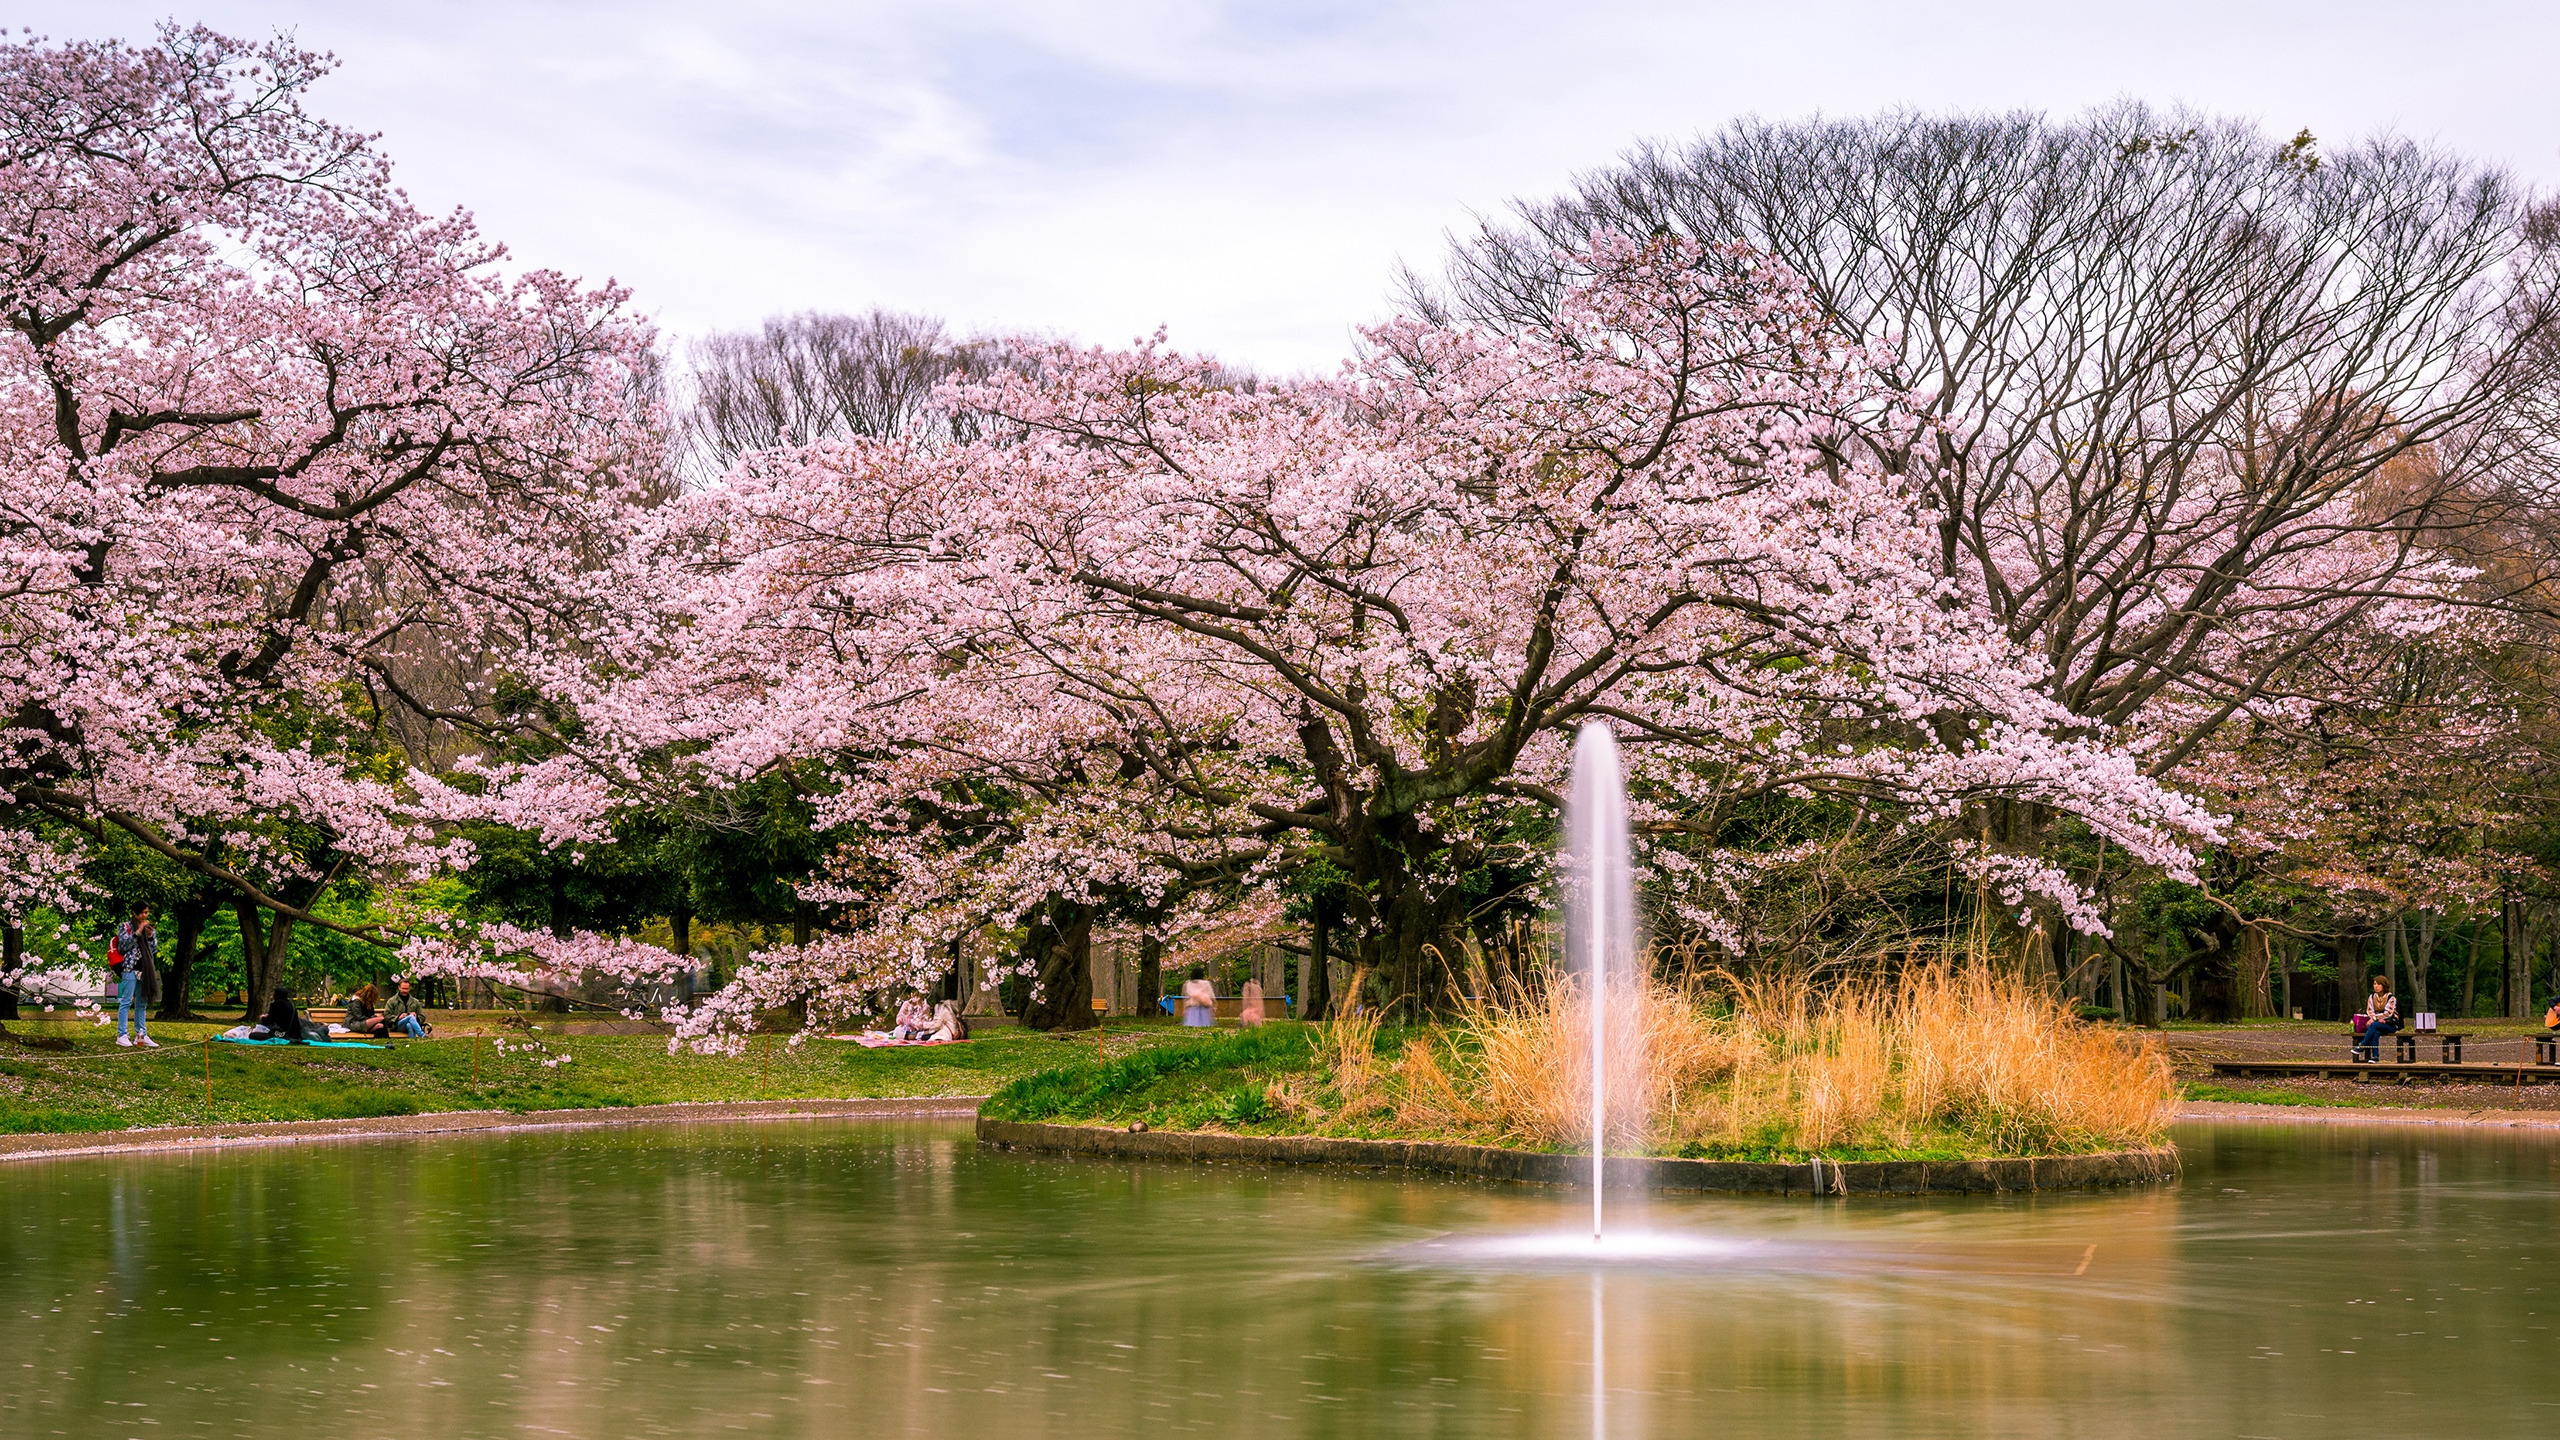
[986,965,2178,1162]
[0,1016,1193,1135]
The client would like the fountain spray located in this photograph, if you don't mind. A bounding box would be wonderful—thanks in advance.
[1566,722,1635,1244]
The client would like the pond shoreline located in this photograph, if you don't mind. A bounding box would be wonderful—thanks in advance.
[0,1096,986,1163]
[2173,1099,2560,1129]
[979,1118,2179,1194]
[8,1096,2556,1165]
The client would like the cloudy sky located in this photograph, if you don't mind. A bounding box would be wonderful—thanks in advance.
[25,2,2560,371]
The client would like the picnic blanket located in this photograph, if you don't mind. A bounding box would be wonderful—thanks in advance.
[214,1035,388,1050]
[829,1033,968,1048]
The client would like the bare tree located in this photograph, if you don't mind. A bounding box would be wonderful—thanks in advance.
[1411,105,2560,783]
[678,309,1016,478]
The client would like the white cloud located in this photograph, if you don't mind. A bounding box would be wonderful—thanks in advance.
[22,1,2560,371]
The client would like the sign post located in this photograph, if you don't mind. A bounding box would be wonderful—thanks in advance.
[1093,996,1109,1062]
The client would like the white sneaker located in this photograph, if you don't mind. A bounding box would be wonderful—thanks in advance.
[116,1034,133,1047]
[137,1036,159,1048]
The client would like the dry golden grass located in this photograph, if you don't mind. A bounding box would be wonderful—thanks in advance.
[1319,959,2172,1158]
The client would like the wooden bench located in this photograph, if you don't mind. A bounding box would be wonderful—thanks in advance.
[2536,1033,2559,1066]
[2393,1030,2471,1063]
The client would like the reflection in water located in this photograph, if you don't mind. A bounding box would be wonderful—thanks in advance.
[3,1119,2558,1439]
[1590,1271,1604,1440]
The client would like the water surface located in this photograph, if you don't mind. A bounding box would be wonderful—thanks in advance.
[4,1118,2553,1438]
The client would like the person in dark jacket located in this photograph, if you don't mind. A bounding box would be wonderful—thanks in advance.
[114,907,160,1048]
[258,986,308,1043]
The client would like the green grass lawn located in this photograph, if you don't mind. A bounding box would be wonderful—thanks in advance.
[0,1015,1210,1135]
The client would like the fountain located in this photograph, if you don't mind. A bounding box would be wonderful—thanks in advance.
[1565,720,1638,1244]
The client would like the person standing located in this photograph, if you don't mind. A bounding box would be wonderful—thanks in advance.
[1180,966,1217,1028]
[1238,976,1266,1027]
[114,907,160,1048]
[2353,974,2399,1062]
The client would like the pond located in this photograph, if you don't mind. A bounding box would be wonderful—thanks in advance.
[3,1118,2554,1438]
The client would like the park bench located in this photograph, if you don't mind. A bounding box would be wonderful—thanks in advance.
[2536,1034,2559,1066]
[2391,1030,2471,1063]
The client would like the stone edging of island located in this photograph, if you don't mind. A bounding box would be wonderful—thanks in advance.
[0,1097,989,1164]
[976,1117,2179,1195]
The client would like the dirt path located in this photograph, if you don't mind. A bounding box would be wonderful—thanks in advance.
[2163,1025,2560,1113]
[2175,1100,2560,1130]
[0,1096,986,1163]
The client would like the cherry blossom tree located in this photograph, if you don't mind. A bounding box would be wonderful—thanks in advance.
[503,234,2217,1041]
[0,26,662,1009]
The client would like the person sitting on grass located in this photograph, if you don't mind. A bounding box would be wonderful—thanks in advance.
[342,984,389,1038]
[382,980,431,1039]
[889,992,933,1042]
[2352,976,2400,1062]
[926,999,968,1043]
[257,986,308,1043]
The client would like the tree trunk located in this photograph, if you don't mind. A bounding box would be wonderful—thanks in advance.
[1299,901,1334,1022]
[2189,912,2241,1023]
[1137,933,1163,1022]
[0,920,19,1020]
[156,895,217,1022]
[236,900,297,1021]
[2502,894,2536,1020]
[2336,930,2371,1010]
[2461,913,2482,1018]
[2233,925,2273,1019]
[1020,898,1096,1031]
[2410,912,2437,1014]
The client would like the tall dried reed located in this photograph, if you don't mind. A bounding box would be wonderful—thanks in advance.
[1320,959,2171,1157]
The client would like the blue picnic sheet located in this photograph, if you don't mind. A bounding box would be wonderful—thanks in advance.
[214,1035,387,1049]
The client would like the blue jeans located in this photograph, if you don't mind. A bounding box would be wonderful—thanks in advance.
[393,1014,424,1038]
[2354,1018,2398,1061]
[116,971,146,1038]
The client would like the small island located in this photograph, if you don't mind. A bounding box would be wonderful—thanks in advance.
[981,962,2178,1195]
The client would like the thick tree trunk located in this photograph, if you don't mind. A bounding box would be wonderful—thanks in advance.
[156,896,216,1022]
[2189,913,2240,1023]
[236,901,297,1022]
[1020,898,1096,1031]
[2335,930,2371,1011]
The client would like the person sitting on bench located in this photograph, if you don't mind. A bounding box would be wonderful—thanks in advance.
[382,980,430,1039]
[2352,976,2400,1062]
[342,984,389,1038]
